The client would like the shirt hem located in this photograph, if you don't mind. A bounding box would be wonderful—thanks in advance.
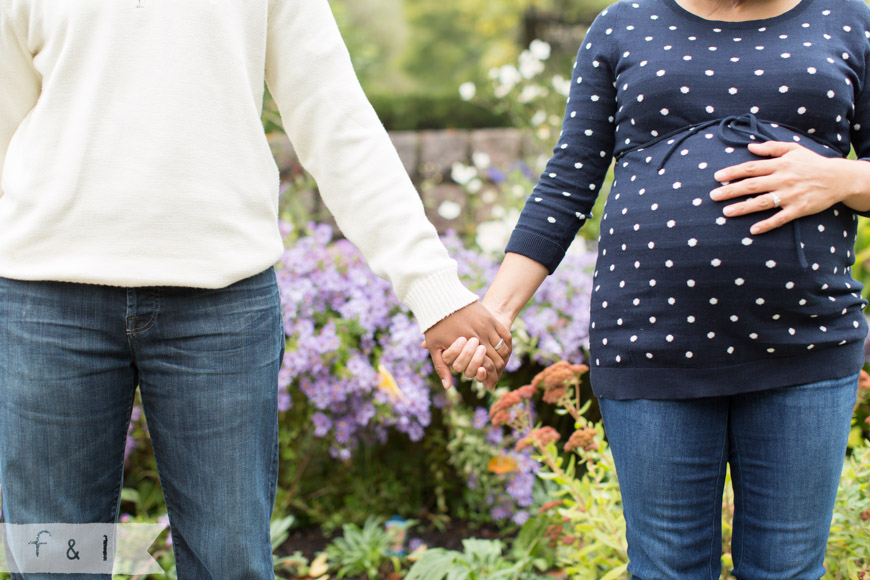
[590,341,864,399]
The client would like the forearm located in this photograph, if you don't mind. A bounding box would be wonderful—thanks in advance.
[837,158,870,213]
[483,252,549,325]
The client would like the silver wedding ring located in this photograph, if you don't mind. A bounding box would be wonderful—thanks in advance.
[771,193,782,208]
[494,338,505,351]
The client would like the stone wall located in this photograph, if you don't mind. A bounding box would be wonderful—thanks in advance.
[268,128,543,234]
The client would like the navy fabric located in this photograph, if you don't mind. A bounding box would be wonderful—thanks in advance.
[506,0,870,398]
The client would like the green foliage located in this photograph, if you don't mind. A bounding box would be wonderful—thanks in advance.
[405,538,548,580]
[330,0,412,92]
[367,92,512,131]
[855,217,870,300]
[826,445,870,578]
[325,516,404,579]
[400,0,528,93]
[274,402,463,532]
[534,414,630,579]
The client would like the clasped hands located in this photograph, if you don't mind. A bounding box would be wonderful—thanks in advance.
[423,301,512,391]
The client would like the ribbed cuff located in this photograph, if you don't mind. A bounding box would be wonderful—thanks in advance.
[401,266,480,333]
[504,228,567,275]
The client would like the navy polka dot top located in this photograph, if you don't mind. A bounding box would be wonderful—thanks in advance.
[506,0,870,399]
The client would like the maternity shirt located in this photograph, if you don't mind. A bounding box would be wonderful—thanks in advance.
[508,0,870,397]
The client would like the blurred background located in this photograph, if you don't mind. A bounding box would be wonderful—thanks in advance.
[2,1,866,579]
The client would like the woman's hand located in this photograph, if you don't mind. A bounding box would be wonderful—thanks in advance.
[423,301,512,391]
[709,141,870,235]
[439,302,513,388]
[425,252,547,390]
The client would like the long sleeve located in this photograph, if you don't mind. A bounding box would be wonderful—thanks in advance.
[0,3,40,198]
[264,0,477,331]
[505,4,620,273]
[851,3,870,163]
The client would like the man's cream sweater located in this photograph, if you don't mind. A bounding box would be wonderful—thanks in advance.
[0,0,477,331]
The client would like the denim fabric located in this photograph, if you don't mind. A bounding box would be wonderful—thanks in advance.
[598,373,858,580]
[0,267,284,579]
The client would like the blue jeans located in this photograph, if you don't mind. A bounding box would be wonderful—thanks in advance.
[598,374,858,580]
[0,267,284,579]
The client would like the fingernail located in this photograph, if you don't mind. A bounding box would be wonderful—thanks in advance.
[750,225,761,234]
[709,189,720,200]
[714,170,724,180]
[442,378,451,390]
[723,206,735,216]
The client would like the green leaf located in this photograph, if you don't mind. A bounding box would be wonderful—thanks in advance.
[599,562,629,580]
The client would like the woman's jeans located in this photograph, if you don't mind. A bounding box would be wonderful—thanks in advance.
[598,373,858,580]
[0,267,285,579]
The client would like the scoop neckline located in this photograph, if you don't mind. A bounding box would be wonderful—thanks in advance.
[660,0,815,29]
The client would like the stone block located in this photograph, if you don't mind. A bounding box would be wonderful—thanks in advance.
[423,183,468,234]
[419,130,470,180]
[470,128,524,170]
[388,131,419,178]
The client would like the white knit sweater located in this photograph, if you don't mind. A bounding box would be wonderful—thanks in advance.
[0,0,477,331]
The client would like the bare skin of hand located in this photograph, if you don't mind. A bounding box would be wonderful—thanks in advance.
[709,141,870,234]
[441,302,512,379]
[441,253,548,387]
[422,301,512,391]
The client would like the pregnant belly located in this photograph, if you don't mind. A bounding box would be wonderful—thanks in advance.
[589,122,865,367]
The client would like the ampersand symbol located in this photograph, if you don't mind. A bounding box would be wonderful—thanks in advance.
[66,539,80,560]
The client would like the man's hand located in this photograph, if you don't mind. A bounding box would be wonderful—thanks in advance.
[439,301,513,389]
[423,301,512,391]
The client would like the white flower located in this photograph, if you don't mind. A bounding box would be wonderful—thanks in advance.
[476,210,521,255]
[518,50,545,79]
[529,39,551,61]
[518,84,544,103]
[437,200,462,220]
[458,81,476,101]
[450,162,477,185]
[466,178,483,194]
[471,151,491,170]
[566,237,588,256]
[497,64,522,89]
[482,190,498,204]
[552,74,571,96]
[530,110,547,127]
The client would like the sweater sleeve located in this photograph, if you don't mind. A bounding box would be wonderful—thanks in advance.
[852,6,870,164]
[0,3,40,199]
[505,3,620,274]
[264,0,477,332]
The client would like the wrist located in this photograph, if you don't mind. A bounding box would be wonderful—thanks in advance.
[481,294,518,329]
[838,158,870,211]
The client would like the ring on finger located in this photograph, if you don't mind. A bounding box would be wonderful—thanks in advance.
[770,193,782,208]
[494,338,505,351]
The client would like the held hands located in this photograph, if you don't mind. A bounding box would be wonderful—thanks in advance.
[423,301,512,391]
[709,141,870,234]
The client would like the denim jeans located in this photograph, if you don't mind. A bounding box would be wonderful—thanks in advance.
[0,267,284,579]
[598,373,858,580]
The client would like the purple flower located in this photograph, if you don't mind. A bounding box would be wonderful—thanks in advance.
[512,510,530,526]
[486,167,507,184]
[472,407,489,430]
[275,220,597,462]
[408,538,425,552]
[312,412,332,437]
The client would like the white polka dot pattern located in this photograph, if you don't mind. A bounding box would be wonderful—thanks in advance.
[506,0,870,398]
